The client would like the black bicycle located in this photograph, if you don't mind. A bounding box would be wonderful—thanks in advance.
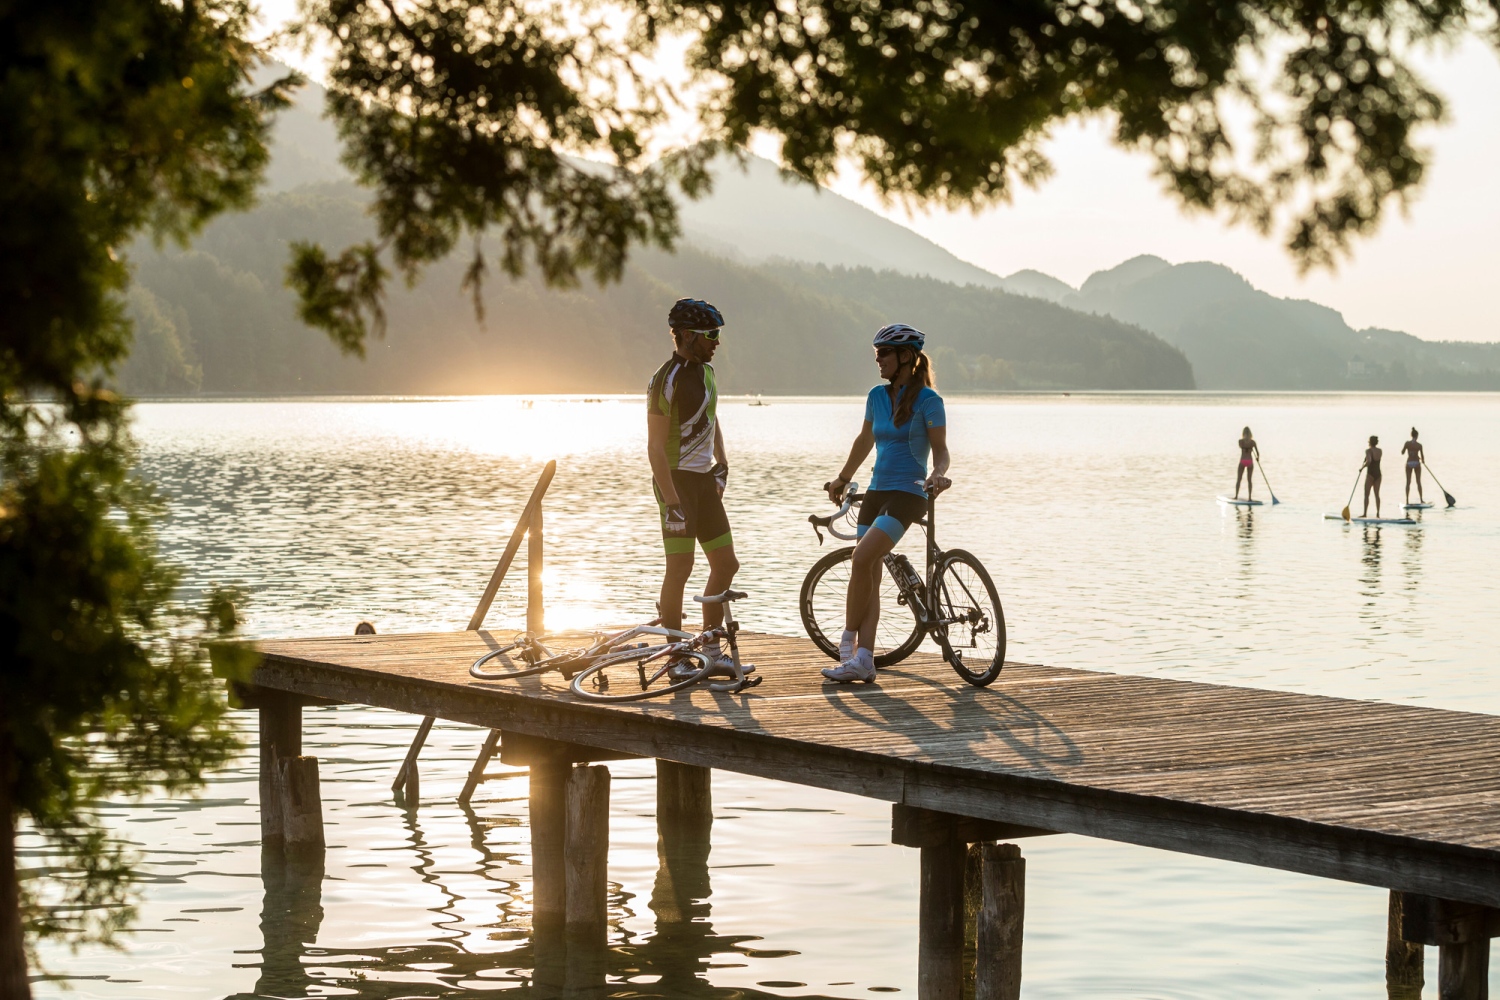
[802,482,1005,687]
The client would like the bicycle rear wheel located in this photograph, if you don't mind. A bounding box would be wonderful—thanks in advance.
[471,635,552,680]
[569,649,713,702]
[933,549,1005,686]
[800,546,924,667]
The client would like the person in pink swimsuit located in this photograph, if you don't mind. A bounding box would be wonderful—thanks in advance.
[1401,428,1425,504]
[1234,427,1259,500]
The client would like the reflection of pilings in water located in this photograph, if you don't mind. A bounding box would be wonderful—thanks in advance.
[252,846,325,998]
[458,800,529,949]
[400,800,467,947]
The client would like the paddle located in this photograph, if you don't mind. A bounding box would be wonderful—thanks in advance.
[1258,459,1280,505]
[1422,460,1457,508]
[1340,468,1362,522]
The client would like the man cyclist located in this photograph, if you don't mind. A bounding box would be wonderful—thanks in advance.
[646,297,743,674]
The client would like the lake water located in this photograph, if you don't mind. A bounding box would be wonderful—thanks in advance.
[29,392,1500,999]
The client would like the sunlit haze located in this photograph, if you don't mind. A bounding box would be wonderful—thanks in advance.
[257,2,1500,343]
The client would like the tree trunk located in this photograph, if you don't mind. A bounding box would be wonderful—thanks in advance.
[1,736,33,999]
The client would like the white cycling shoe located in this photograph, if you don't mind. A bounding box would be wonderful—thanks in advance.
[822,650,876,684]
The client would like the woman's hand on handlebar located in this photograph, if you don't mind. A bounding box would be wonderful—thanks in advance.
[824,476,849,505]
[924,473,951,497]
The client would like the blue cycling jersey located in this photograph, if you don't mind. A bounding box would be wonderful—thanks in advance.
[865,385,946,495]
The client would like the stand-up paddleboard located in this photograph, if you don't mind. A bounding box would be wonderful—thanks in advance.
[1217,496,1263,506]
[1403,502,1434,510]
[1324,514,1418,525]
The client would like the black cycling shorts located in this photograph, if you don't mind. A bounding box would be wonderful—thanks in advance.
[856,489,928,543]
[654,470,733,555]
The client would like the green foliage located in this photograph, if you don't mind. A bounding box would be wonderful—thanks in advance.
[287,0,716,350]
[0,0,280,966]
[283,2,1500,356]
[651,0,1478,268]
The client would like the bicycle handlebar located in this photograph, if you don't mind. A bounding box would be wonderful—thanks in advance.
[808,481,863,544]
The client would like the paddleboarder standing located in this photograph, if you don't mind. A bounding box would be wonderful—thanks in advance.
[1361,435,1383,518]
[1234,427,1259,501]
[1402,428,1425,505]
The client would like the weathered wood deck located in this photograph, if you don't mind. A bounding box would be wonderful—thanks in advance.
[246,627,1500,909]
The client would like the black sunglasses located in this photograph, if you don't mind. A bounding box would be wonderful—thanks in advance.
[874,346,899,357]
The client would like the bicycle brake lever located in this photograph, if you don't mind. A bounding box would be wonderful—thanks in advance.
[808,514,826,545]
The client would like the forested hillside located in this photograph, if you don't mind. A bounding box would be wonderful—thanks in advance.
[120,183,1195,395]
[1068,256,1500,389]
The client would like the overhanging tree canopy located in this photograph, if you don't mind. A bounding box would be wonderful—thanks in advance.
[289,0,1497,348]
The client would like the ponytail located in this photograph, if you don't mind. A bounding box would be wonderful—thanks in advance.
[893,350,936,427]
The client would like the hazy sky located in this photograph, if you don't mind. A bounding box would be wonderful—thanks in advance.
[259,4,1499,342]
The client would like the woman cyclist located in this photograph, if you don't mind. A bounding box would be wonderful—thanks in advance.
[821,324,950,684]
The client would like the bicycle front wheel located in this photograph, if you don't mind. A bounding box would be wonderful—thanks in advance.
[800,546,924,667]
[933,549,1006,687]
[569,649,713,702]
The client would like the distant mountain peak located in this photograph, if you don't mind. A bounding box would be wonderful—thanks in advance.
[1078,254,1172,297]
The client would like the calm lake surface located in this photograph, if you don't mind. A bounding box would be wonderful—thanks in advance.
[31,393,1500,999]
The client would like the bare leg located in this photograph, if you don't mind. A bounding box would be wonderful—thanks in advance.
[1246,467,1254,501]
[1374,478,1381,517]
[1234,464,1245,498]
[1416,465,1424,502]
[700,545,740,633]
[1362,478,1372,517]
[845,528,896,653]
[659,552,695,632]
[1405,465,1413,503]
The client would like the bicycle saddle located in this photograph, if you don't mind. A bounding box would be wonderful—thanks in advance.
[695,589,748,604]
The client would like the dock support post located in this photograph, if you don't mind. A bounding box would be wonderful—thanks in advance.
[259,694,302,846]
[656,760,712,854]
[1386,890,1424,999]
[278,757,326,852]
[565,765,611,946]
[1396,892,1498,1000]
[975,844,1025,1000]
[918,839,966,1000]
[530,761,569,932]
[1440,940,1489,1000]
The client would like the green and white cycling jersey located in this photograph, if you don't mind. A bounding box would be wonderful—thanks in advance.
[646,352,718,473]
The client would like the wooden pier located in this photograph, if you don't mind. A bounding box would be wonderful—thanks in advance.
[234,627,1500,1000]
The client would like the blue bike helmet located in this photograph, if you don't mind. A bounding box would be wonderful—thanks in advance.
[669,297,724,332]
[873,322,925,351]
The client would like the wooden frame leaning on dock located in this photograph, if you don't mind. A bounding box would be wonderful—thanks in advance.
[391,459,556,805]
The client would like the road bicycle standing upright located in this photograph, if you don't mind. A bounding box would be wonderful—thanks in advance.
[802,482,1005,687]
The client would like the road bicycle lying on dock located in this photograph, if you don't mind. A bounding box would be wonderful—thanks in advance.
[469,591,761,702]
[804,482,1005,687]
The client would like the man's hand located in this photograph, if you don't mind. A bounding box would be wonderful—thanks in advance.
[664,503,688,536]
[710,462,729,497]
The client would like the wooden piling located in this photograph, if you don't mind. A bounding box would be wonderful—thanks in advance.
[565,765,611,947]
[391,715,433,803]
[258,694,302,845]
[657,760,712,853]
[278,756,325,851]
[976,843,1025,1000]
[1440,940,1489,1000]
[1386,890,1424,999]
[918,839,966,1000]
[529,761,569,932]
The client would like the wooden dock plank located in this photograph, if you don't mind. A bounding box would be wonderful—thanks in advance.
[241,629,1500,906]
